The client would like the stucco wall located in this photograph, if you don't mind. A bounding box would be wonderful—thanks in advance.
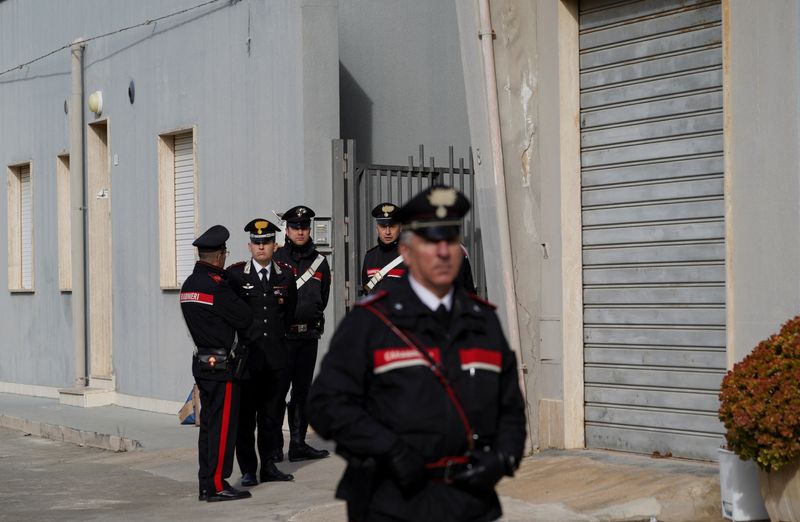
[725,0,800,362]
[0,0,339,402]
[338,0,470,166]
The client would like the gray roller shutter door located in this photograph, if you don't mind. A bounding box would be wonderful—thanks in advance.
[174,133,195,284]
[580,0,725,460]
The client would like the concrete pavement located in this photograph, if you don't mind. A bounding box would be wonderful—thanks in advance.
[0,392,725,521]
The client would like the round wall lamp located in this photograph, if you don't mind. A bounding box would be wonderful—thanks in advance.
[88,91,103,116]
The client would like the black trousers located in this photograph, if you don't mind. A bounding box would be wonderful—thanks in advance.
[236,366,291,473]
[287,338,319,409]
[196,378,240,494]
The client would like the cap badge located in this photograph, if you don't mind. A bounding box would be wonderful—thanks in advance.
[254,220,268,234]
[428,187,457,218]
[297,207,307,216]
[381,204,394,217]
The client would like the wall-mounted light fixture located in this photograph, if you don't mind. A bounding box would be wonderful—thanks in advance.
[88,91,103,116]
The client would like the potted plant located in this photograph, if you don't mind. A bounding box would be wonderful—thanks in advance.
[719,315,800,522]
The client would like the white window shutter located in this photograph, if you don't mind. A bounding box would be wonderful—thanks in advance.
[174,133,195,284]
[20,165,32,289]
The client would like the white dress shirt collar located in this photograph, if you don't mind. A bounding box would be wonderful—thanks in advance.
[252,259,271,280]
[408,274,454,312]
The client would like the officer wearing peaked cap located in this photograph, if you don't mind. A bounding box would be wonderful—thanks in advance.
[226,218,297,486]
[361,202,406,295]
[180,225,253,502]
[308,186,526,521]
[273,205,332,463]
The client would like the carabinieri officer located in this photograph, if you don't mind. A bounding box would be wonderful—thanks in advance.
[361,202,406,295]
[308,187,526,521]
[179,225,253,502]
[227,219,297,486]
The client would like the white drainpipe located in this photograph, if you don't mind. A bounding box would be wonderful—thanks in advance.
[476,1,524,389]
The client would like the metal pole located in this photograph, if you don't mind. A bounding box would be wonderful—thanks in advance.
[70,39,87,388]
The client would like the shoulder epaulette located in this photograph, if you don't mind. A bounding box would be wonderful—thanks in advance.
[275,260,292,270]
[226,261,246,270]
[354,290,389,307]
[467,292,496,310]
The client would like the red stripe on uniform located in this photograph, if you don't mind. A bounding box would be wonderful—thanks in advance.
[180,292,214,305]
[459,348,502,373]
[213,381,233,492]
[386,268,405,278]
[373,347,440,374]
[312,271,323,282]
[366,268,380,276]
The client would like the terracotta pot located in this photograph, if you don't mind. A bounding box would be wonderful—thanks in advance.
[760,460,800,522]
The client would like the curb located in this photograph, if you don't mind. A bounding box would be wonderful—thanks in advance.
[0,414,143,452]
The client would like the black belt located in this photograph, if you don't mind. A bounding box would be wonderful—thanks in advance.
[425,456,470,483]
[289,323,310,333]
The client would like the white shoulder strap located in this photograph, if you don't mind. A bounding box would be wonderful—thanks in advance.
[296,254,325,289]
[364,255,404,292]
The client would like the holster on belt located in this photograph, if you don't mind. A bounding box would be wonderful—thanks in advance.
[230,343,249,379]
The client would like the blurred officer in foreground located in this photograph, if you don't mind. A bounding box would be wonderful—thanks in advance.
[308,186,527,521]
[179,225,253,502]
[361,202,405,295]
[227,219,297,486]
[272,205,331,462]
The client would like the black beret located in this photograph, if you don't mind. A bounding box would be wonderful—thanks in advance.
[192,225,229,250]
[394,186,470,241]
[244,218,280,244]
[371,202,399,224]
[282,205,315,226]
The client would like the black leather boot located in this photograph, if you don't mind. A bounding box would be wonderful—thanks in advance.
[287,402,330,462]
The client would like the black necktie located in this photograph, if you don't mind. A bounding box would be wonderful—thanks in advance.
[435,304,451,330]
[259,267,268,290]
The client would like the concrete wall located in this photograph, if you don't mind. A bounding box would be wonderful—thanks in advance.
[0,0,339,403]
[338,0,470,166]
[725,0,800,363]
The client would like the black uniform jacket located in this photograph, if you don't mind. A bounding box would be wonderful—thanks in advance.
[274,240,330,340]
[360,239,406,295]
[180,261,253,382]
[226,259,297,371]
[307,276,526,521]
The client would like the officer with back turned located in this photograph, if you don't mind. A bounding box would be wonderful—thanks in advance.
[179,225,252,502]
[308,187,526,521]
[226,218,296,486]
[271,205,331,462]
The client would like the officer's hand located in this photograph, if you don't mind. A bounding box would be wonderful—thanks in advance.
[452,448,513,490]
[387,440,427,496]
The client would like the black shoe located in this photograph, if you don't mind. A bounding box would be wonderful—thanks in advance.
[240,472,258,487]
[260,461,294,482]
[288,442,330,462]
[198,489,208,502]
[267,448,284,463]
[206,486,252,502]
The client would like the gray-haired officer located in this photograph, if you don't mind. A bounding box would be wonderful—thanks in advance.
[361,202,406,295]
[308,187,526,521]
[179,225,253,502]
[227,219,296,486]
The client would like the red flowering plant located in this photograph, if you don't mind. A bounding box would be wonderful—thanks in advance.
[718,315,800,472]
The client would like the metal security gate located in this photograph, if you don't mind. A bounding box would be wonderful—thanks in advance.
[579,0,726,459]
[332,140,485,319]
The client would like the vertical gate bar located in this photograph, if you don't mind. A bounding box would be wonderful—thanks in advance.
[331,139,346,321]
[448,146,455,187]
[366,165,373,247]
[346,139,359,311]
[459,157,465,193]
[430,156,436,186]
[468,147,479,293]
[419,144,424,170]
[408,155,414,202]
[388,168,394,203]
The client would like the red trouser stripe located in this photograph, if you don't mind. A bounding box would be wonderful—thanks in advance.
[214,381,233,492]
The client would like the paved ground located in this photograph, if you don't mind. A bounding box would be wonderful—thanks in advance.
[0,393,729,521]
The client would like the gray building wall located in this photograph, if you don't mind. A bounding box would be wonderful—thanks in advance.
[726,1,800,362]
[0,0,338,403]
[338,0,470,166]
